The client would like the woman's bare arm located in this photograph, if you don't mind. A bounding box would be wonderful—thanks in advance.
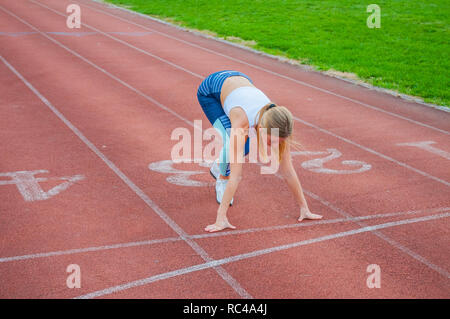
[205,108,248,232]
[279,143,323,221]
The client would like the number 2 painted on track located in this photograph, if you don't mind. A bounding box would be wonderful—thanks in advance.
[292,148,372,174]
[149,148,372,187]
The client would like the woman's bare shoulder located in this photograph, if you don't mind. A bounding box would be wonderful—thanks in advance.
[229,107,249,129]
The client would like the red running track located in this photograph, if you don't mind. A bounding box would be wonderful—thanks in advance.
[0,0,449,298]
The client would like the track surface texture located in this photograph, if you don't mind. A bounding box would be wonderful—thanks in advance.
[0,0,449,299]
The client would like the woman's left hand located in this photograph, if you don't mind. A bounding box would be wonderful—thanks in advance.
[298,206,323,222]
[205,217,236,232]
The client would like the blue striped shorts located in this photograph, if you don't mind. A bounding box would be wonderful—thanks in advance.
[197,70,253,176]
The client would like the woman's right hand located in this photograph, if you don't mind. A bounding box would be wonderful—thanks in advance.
[205,218,236,232]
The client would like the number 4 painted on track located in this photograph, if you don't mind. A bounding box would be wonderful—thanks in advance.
[0,170,85,202]
[397,141,450,160]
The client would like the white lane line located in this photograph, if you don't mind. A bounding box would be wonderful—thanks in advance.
[32,0,203,80]
[0,31,154,37]
[190,206,450,239]
[74,212,450,299]
[0,19,251,299]
[1,4,447,279]
[28,0,450,187]
[3,207,446,263]
[80,0,450,133]
[0,237,181,263]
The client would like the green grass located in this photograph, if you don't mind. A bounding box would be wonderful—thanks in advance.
[104,0,450,107]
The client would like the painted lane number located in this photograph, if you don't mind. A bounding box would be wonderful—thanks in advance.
[291,148,372,174]
[0,170,85,201]
[149,148,372,187]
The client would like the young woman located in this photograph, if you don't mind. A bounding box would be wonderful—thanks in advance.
[197,70,322,232]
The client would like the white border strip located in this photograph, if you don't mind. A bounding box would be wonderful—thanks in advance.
[0,237,180,263]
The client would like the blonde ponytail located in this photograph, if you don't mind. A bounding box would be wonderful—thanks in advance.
[255,103,303,162]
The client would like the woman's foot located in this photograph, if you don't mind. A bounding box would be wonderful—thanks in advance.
[298,207,322,222]
[210,160,233,205]
[215,179,233,206]
[210,160,230,179]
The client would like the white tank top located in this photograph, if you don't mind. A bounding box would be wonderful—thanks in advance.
[223,86,271,127]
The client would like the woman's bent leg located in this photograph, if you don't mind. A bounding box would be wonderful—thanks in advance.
[197,92,232,176]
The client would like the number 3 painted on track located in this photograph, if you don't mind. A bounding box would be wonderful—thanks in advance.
[148,160,213,187]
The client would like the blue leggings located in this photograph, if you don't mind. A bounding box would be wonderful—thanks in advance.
[197,70,252,177]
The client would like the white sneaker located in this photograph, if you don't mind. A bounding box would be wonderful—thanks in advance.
[215,179,233,206]
[211,160,233,205]
[209,160,220,180]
